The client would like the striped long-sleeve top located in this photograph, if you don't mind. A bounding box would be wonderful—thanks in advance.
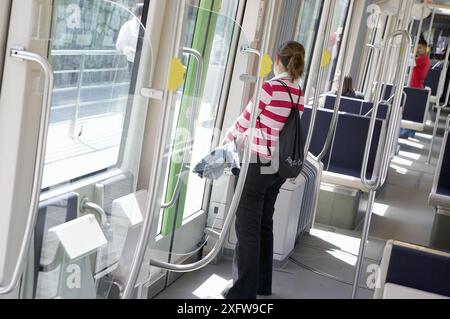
[226,72,305,159]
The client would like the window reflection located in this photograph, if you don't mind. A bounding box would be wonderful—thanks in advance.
[295,0,324,88]
[43,0,145,188]
[303,0,350,99]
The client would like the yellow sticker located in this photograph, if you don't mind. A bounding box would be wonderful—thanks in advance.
[259,54,273,77]
[320,49,331,68]
[168,58,186,92]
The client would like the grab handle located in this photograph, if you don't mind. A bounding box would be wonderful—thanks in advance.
[360,31,412,191]
[160,48,203,209]
[317,0,356,162]
[0,49,54,295]
[303,0,336,164]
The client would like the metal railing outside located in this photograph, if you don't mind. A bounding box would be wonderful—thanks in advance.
[49,50,131,132]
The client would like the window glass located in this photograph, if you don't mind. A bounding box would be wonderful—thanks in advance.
[158,0,239,235]
[183,0,239,220]
[317,0,350,94]
[295,0,324,88]
[43,0,145,188]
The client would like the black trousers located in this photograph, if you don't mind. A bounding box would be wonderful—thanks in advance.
[224,162,286,299]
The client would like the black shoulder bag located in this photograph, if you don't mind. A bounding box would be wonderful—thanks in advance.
[258,80,304,179]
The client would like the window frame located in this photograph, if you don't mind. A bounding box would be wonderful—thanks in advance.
[41,0,151,192]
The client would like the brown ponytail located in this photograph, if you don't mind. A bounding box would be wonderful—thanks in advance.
[277,41,305,82]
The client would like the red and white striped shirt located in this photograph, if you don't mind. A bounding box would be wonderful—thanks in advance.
[226,72,305,159]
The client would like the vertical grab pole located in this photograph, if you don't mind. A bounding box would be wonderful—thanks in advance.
[303,0,336,164]
[407,1,426,86]
[358,5,380,93]
[352,28,412,299]
[121,0,185,299]
[427,44,450,165]
[426,8,435,46]
[304,0,335,104]
[317,0,356,161]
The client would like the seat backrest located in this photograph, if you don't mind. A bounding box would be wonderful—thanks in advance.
[425,68,442,96]
[327,113,384,179]
[302,106,333,167]
[324,95,363,115]
[403,87,430,124]
[375,241,450,299]
[361,101,389,120]
[381,83,394,101]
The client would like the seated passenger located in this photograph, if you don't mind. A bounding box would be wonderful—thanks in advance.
[342,75,364,99]
[320,74,363,107]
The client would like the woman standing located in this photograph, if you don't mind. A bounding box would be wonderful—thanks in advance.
[223,41,306,299]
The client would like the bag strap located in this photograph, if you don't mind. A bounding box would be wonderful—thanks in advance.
[274,80,301,110]
[257,80,302,157]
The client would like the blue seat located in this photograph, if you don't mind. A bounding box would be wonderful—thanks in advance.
[381,83,394,101]
[425,68,442,97]
[302,106,333,168]
[403,87,430,124]
[384,243,450,297]
[361,101,389,120]
[324,95,388,120]
[327,113,383,180]
[324,95,363,115]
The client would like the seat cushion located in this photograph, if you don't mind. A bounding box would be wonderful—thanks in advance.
[383,283,450,299]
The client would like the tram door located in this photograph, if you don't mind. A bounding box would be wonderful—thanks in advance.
[143,0,258,294]
[0,0,258,299]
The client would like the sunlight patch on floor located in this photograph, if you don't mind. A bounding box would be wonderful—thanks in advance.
[391,157,413,167]
[192,274,230,299]
[398,150,421,161]
[398,139,424,150]
[310,228,361,256]
[372,203,389,217]
[414,132,432,140]
[326,249,357,266]
[389,163,409,175]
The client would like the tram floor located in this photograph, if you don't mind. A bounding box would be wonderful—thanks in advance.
[369,132,441,246]
[155,131,442,299]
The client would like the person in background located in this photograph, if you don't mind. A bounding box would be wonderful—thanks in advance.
[115,3,144,72]
[221,41,306,299]
[342,75,364,99]
[400,38,431,139]
[319,74,363,107]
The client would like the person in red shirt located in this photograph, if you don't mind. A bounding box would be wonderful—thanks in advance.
[400,39,431,138]
[410,39,431,89]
